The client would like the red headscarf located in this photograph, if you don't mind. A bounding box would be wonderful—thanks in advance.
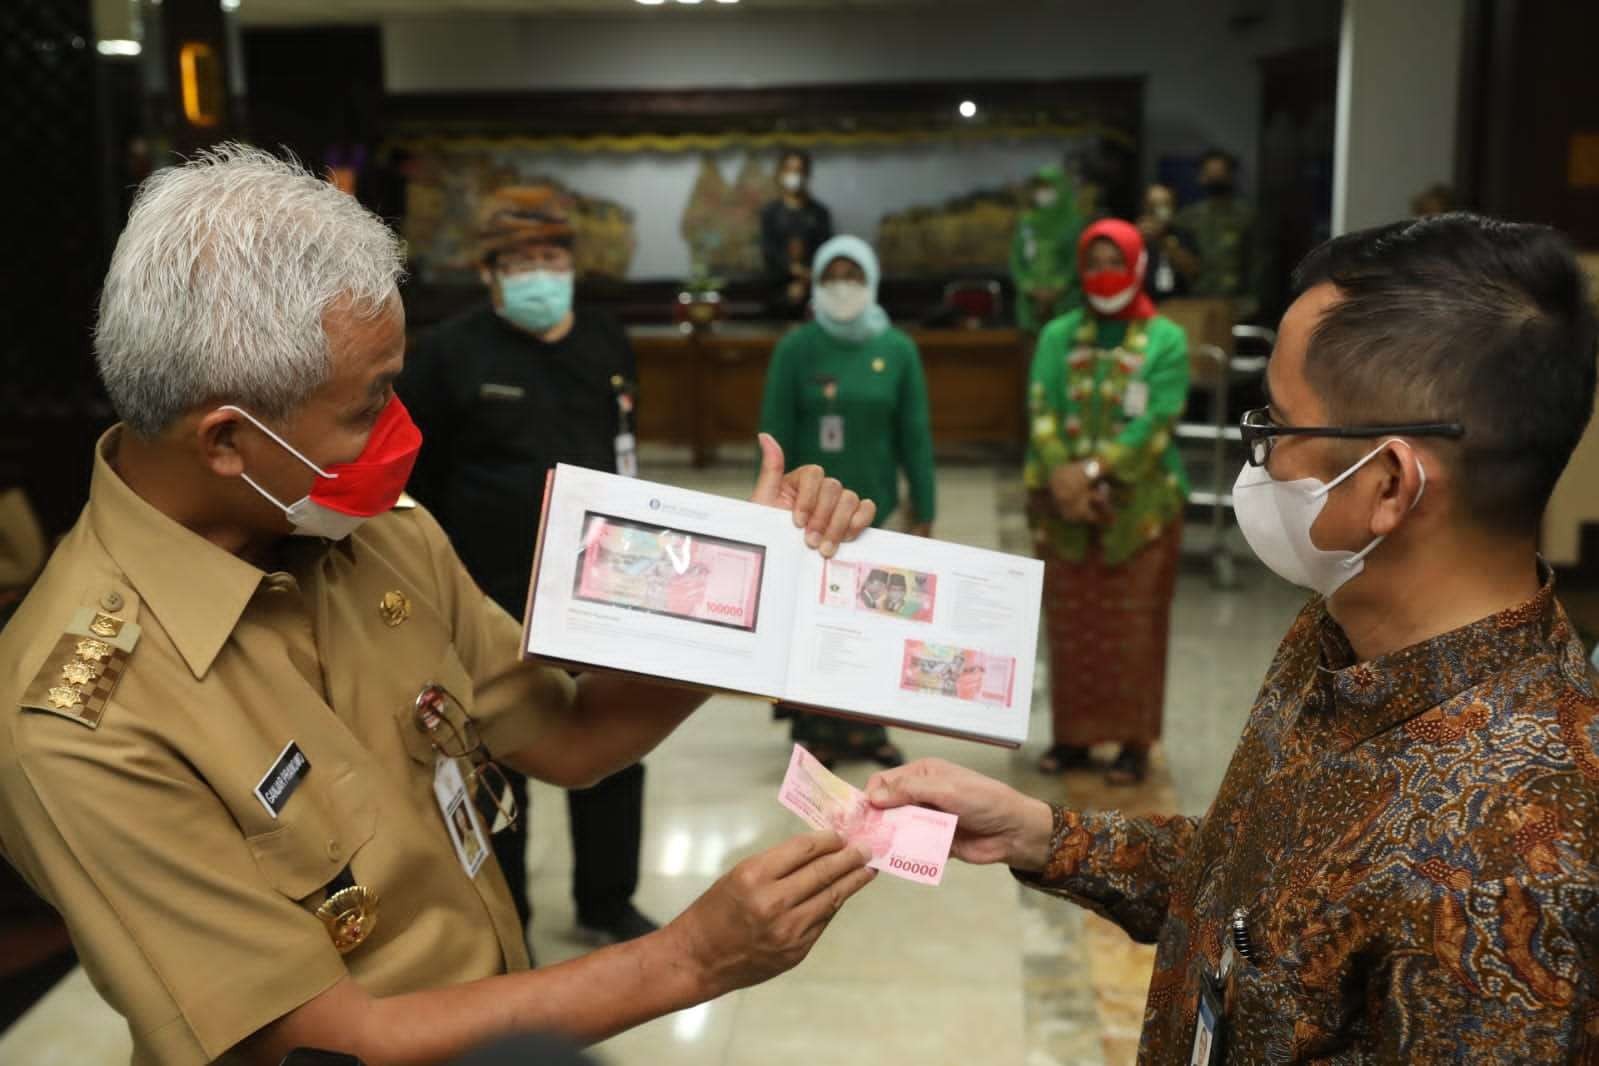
[1077,218,1156,321]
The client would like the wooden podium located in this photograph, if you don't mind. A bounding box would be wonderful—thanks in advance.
[629,325,1031,466]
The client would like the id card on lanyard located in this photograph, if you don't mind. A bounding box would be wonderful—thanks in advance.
[817,375,844,453]
[1192,916,1242,1065]
[433,755,489,879]
[611,374,638,478]
[1189,969,1226,1065]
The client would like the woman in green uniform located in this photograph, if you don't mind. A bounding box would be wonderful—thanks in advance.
[1011,165,1084,333]
[1026,218,1189,784]
[759,235,937,769]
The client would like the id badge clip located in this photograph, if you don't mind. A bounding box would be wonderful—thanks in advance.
[1190,969,1226,1066]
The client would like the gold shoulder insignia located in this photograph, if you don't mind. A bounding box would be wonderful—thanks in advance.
[19,601,141,729]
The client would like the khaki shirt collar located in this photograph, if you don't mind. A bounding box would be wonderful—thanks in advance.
[88,426,340,679]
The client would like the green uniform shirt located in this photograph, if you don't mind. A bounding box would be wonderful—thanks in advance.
[1174,196,1257,303]
[1025,310,1190,564]
[759,322,937,526]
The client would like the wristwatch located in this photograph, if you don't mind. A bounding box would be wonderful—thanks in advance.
[1083,458,1104,483]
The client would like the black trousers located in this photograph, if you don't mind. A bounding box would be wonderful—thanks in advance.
[492,761,646,930]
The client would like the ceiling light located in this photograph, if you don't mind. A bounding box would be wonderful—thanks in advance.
[635,0,667,5]
[958,100,978,119]
[97,39,142,56]
[220,0,240,10]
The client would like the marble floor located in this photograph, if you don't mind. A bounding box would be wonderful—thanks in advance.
[0,453,1309,1066]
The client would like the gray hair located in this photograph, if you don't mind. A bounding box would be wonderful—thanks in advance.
[95,143,405,436]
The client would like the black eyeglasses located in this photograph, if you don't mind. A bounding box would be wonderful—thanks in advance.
[1239,407,1465,467]
[414,683,519,833]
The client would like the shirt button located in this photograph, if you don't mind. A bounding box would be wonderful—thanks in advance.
[327,839,343,861]
[100,591,124,612]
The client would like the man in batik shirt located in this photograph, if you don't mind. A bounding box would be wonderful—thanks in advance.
[869,213,1599,1062]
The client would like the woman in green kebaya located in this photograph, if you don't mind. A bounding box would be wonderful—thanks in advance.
[1026,218,1190,785]
[759,235,937,769]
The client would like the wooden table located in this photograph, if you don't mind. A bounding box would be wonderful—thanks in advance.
[629,325,1030,466]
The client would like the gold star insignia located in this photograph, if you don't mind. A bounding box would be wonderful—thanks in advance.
[60,660,99,687]
[75,638,112,661]
[47,686,82,710]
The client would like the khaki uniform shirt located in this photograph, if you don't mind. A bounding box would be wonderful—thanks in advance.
[0,428,577,1065]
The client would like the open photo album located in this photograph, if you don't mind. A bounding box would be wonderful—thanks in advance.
[522,465,1043,747]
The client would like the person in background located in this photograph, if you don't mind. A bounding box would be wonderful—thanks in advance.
[871,213,1599,1062]
[1137,183,1198,303]
[1026,219,1189,785]
[1411,182,1457,217]
[1175,148,1259,320]
[399,185,656,946]
[760,149,834,320]
[1011,165,1084,333]
[759,235,936,769]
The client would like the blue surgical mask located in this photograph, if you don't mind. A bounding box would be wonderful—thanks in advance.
[497,270,573,333]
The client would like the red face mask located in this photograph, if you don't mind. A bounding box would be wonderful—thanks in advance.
[1082,264,1145,316]
[225,396,423,539]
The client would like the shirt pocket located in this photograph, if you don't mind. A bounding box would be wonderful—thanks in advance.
[245,764,377,902]
[393,645,479,770]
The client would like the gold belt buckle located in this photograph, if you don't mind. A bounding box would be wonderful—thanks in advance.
[316,884,380,954]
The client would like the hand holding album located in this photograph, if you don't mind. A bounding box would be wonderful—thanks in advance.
[524,465,1042,747]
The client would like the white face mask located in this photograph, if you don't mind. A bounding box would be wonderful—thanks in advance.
[1231,439,1425,598]
[815,280,871,323]
[223,405,368,541]
[780,172,805,193]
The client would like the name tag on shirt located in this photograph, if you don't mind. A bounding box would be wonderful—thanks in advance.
[1123,380,1150,418]
[820,414,845,453]
[615,433,638,478]
[433,755,488,878]
[480,383,526,401]
[1155,261,1176,294]
[254,740,309,818]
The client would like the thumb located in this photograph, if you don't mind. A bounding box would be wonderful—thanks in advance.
[751,433,786,505]
[868,770,928,810]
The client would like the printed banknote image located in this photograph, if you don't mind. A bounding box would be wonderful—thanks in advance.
[820,560,937,623]
[899,640,1016,708]
[573,512,765,632]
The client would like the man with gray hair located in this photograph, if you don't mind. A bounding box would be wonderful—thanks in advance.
[0,145,881,1065]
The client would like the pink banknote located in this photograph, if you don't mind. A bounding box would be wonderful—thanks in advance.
[778,743,957,886]
[574,514,764,631]
[899,640,1016,708]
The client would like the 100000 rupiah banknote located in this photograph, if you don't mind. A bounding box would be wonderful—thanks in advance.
[778,744,957,886]
[574,515,763,630]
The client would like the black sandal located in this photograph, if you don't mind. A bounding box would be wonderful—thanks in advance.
[1037,743,1093,775]
[868,743,906,769]
[800,743,840,771]
[1105,747,1150,785]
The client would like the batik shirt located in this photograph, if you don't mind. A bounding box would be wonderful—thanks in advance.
[1020,571,1599,1063]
